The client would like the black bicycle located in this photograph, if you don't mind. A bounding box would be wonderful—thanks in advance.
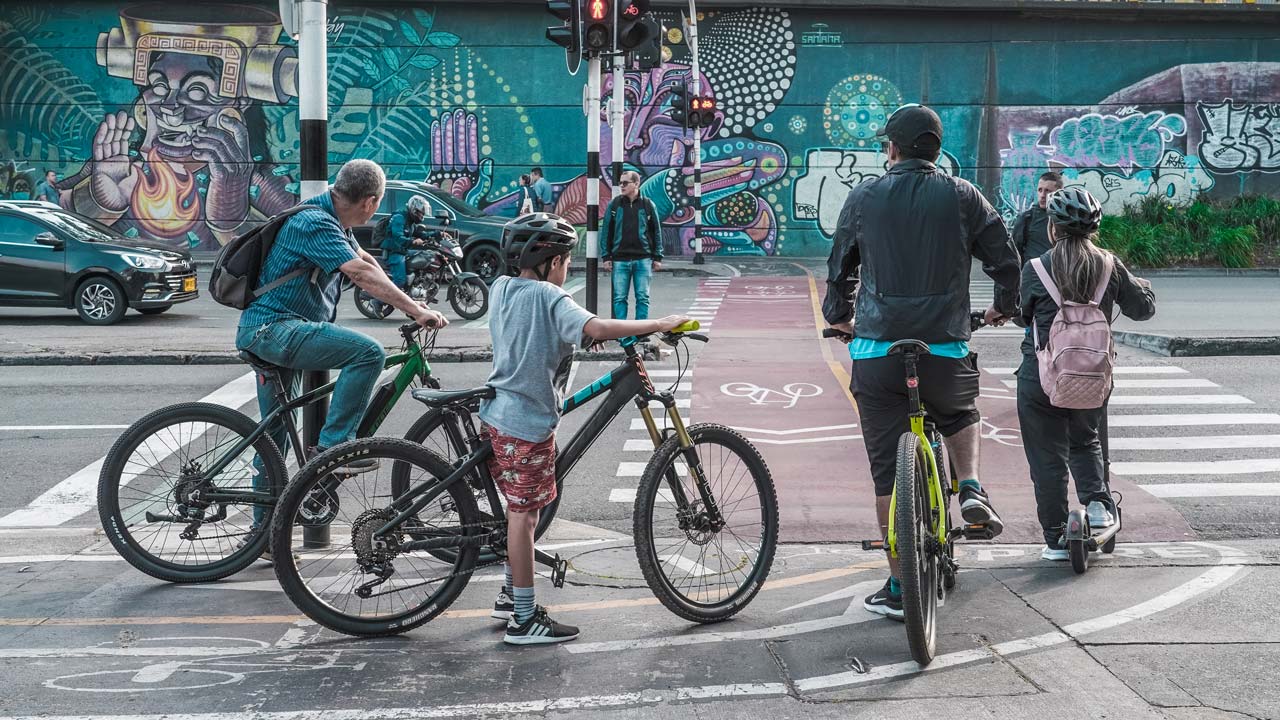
[269,322,780,637]
[98,323,454,583]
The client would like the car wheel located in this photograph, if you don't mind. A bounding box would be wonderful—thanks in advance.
[136,304,172,316]
[464,244,505,284]
[75,277,128,325]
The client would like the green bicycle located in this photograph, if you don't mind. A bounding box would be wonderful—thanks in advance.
[98,322,461,584]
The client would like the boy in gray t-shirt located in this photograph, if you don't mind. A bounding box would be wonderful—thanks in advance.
[483,213,686,645]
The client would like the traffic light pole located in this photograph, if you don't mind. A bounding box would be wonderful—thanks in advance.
[585,55,602,314]
[611,52,625,186]
[296,0,329,548]
[685,2,705,265]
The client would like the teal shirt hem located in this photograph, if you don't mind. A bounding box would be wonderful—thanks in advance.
[848,337,970,360]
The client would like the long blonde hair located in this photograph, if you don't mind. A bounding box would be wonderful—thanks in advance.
[1049,225,1111,303]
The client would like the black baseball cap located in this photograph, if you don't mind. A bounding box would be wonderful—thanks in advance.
[876,103,943,150]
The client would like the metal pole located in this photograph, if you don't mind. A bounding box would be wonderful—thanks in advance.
[585,55,602,314]
[611,52,625,186]
[685,2,705,265]
[297,0,329,548]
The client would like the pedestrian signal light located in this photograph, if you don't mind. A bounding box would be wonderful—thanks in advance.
[670,80,690,129]
[583,0,611,52]
[588,0,607,21]
[688,95,716,128]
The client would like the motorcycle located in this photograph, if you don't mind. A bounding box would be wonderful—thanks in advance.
[354,215,490,321]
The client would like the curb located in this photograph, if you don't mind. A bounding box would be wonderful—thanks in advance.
[0,346,662,367]
[1114,331,1280,357]
[1132,267,1280,277]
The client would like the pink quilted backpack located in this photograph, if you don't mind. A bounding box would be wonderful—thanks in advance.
[1030,255,1114,409]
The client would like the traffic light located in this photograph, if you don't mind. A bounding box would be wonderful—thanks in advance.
[632,17,663,70]
[689,95,717,129]
[583,0,611,54]
[616,0,658,53]
[545,0,582,75]
[669,80,689,129]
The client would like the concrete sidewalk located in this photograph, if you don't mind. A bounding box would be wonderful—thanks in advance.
[1110,273,1280,355]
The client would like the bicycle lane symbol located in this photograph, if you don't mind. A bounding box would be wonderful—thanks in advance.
[720,382,824,410]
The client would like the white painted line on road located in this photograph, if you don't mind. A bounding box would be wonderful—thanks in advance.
[1110,435,1280,451]
[609,488,673,503]
[0,372,257,529]
[999,378,1218,389]
[1109,413,1280,427]
[660,553,714,578]
[983,366,1189,375]
[1114,459,1280,476]
[0,425,130,431]
[616,462,686,477]
[746,434,862,446]
[0,554,122,565]
[630,418,677,430]
[731,423,858,436]
[646,398,690,408]
[1108,394,1253,406]
[1140,482,1280,497]
[623,439,658,452]
[645,369,692,377]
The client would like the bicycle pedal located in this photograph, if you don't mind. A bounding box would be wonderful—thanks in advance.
[963,524,996,541]
[551,554,567,588]
[860,539,885,551]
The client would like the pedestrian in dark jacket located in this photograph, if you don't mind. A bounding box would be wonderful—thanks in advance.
[1017,186,1155,562]
[1010,171,1063,267]
[601,170,663,319]
[824,104,1021,620]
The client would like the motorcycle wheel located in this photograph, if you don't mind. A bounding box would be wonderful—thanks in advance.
[449,277,489,320]
[353,289,395,320]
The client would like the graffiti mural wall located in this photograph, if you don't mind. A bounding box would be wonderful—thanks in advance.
[2,3,1279,255]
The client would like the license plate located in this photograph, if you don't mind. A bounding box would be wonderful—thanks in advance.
[183,276,196,293]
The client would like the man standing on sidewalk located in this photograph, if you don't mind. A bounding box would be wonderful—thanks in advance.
[1011,171,1063,266]
[530,167,553,212]
[601,171,663,319]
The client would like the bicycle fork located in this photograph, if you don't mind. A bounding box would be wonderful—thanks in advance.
[635,397,725,532]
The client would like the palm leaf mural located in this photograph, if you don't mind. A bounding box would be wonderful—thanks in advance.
[0,25,104,154]
[328,9,397,107]
[349,85,444,165]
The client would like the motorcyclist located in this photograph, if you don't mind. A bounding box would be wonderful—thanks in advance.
[383,195,429,289]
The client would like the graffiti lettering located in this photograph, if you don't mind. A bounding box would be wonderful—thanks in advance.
[794,148,958,238]
[1049,112,1187,173]
[1197,100,1280,173]
[1059,150,1215,214]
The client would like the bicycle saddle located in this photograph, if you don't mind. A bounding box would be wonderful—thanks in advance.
[411,386,496,408]
[237,349,283,373]
[886,339,931,356]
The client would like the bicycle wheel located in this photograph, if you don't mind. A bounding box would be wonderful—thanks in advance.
[398,409,562,564]
[895,431,940,665]
[634,424,778,624]
[271,438,480,637]
[97,402,286,583]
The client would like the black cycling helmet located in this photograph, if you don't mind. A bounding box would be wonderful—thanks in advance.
[1046,186,1103,237]
[502,212,578,278]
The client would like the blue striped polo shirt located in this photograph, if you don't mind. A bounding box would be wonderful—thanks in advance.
[239,191,361,328]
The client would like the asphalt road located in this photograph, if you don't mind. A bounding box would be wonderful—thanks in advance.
[1,267,1279,719]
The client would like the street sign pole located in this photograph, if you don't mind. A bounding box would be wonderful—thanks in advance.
[685,2,705,265]
[611,51,625,187]
[585,54,602,314]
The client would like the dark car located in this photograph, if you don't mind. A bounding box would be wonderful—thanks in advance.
[0,200,197,325]
[355,180,508,282]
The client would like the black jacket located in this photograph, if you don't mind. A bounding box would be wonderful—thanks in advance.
[824,159,1021,343]
[1018,251,1156,378]
[1011,206,1052,267]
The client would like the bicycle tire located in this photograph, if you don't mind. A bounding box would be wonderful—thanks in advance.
[633,424,779,624]
[895,431,939,666]
[398,409,561,564]
[98,402,286,583]
[934,438,957,593]
[272,438,480,637]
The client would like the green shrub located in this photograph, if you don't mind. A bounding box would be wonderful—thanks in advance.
[1097,194,1274,268]
[1210,226,1257,269]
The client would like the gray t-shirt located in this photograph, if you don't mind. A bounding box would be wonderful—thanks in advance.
[479,276,595,442]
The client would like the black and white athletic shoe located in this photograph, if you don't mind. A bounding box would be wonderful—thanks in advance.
[863,580,904,621]
[491,590,515,621]
[502,606,580,645]
[960,485,1004,537]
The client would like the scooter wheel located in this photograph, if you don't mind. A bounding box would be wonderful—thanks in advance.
[1069,538,1089,574]
[1101,535,1117,554]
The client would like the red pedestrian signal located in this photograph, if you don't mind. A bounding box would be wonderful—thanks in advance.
[588,0,607,21]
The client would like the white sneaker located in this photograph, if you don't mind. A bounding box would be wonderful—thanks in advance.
[1087,500,1115,529]
[1041,545,1069,561]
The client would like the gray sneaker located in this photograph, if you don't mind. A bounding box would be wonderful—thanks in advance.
[1087,500,1115,529]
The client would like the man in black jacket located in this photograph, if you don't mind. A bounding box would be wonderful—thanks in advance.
[823,104,1022,620]
[1010,171,1063,266]
[602,171,664,319]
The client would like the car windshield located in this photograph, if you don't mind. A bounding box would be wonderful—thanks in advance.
[429,191,486,218]
[33,209,125,243]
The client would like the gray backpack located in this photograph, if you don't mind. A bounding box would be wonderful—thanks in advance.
[1030,255,1115,410]
[207,206,316,310]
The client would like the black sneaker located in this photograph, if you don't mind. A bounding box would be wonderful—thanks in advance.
[491,589,515,621]
[959,485,1004,537]
[863,580,904,621]
[503,606,580,645]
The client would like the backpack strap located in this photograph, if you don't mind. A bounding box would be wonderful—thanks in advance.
[1029,257,1063,306]
[1090,254,1115,305]
[250,205,324,298]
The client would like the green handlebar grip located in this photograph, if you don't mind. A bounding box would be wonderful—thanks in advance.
[673,320,701,333]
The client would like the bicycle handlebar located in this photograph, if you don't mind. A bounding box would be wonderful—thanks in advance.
[823,313,989,343]
[822,328,852,343]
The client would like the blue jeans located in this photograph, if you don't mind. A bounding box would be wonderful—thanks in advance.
[386,252,407,288]
[611,258,653,320]
[236,320,386,522]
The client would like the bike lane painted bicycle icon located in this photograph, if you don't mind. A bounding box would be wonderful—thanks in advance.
[720,382,824,409]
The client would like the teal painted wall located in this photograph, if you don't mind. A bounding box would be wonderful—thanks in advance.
[3,3,1279,255]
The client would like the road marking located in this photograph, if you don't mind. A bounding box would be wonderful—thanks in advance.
[609,488,672,503]
[1107,394,1252,405]
[731,423,858,436]
[720,382,823,409]
[1108,413,1280,427]
[659,553,714,578]
[1114,459,1280,475]
[0,554,122,565]
[998,378,1218,389]
[623,439,659,452]
[645,369,692,378]
[630,418,678,430]
[0,373,258,529]
[0,425,130,431]
[1140,482,1280,497]
[1110,434,1280,450]
[745,434,861,446]
[615,462,686,477]
[645,398,690,408]
[983,366,1189,375]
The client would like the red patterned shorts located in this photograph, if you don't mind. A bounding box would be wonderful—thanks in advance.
[485,426,558,513]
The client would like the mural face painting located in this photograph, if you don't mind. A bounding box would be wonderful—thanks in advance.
[2,5,1279,255]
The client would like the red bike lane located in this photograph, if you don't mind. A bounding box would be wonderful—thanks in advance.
[689,275,1191,544]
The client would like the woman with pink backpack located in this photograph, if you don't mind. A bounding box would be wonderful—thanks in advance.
[1017,187,1156,562]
